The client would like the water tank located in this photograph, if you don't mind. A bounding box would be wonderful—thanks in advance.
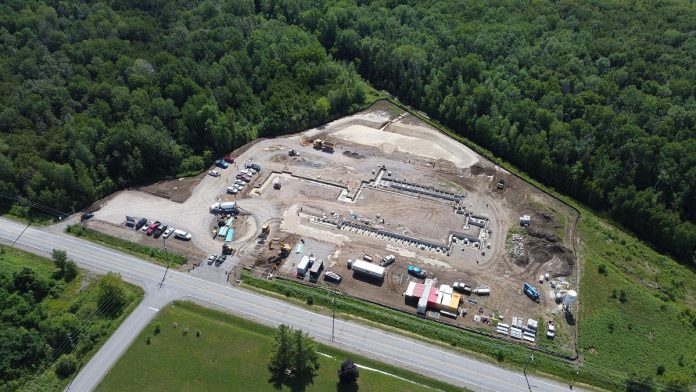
[564,290,577,307]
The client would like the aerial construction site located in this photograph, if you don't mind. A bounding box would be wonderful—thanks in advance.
[88,101,579,354]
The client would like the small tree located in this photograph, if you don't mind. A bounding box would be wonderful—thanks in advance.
[52,249,67,270]
[154,322,161,335]
[269,324,292,375]
[97,273,128,317]
[55,354,78,379]
[292,329,319,378]
[337,359,359,384]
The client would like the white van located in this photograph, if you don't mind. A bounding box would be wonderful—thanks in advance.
[173,229,192,240]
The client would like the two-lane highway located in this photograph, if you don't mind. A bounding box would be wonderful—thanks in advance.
[0,218,581,392]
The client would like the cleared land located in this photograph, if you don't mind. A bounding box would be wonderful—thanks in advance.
[81,100,696,389]
[87,101,579,362]
[96,302,464,392]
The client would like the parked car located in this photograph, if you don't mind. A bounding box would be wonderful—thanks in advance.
[227,186,239,195]
[214,254,227,267]
[379,255,395,267]
[153,224,167,238]
[207,255,216,265]
[407,265,426,279]
[240,173,251,181]
[146,221,160,235]
[208,170,221,177]
[134,217,147,230]
[173,229,192,240]
[547,320,556,338]
[215,159,229,169]
[80,212,94,221]
[245,163,261,172]
[141,220,153,232]
[162,227,174,238]
[324,271,342,283]
[453,282,472,294]
[223,155,235,163]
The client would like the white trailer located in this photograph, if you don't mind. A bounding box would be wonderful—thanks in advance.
[297,256,313,277]
[350,259,385,280]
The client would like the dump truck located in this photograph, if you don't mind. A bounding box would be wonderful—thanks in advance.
[312,139,336,152]
[321,141,335,152]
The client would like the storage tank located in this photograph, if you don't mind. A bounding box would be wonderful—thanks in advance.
[474,286,490,296]
[564,290,577,307]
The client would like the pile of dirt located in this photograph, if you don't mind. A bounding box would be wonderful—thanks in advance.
[528,227,561,243]
[525,236,574,276]
[469,165,496,176]
[342,150,364,159]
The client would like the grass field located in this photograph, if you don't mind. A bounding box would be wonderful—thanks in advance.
[577,216,696,390]
[0,246,143,391]
[96,302,465,392]
[66,224,188,266]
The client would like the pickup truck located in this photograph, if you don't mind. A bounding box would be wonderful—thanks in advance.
[146,221,160,236]
[407,265,426,279]
[153,224,167,238]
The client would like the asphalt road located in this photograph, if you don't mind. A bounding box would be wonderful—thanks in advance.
[0,218,582,392]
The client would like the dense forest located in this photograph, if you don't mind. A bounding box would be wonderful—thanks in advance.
[269,0,696,263]
[1,0,695,264]
[0,247,138,391]
[0,0,368,213]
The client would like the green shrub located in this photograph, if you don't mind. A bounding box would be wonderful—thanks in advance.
[55,354,78,379]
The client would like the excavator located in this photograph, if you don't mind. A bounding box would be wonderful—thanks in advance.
[268,238,292,262]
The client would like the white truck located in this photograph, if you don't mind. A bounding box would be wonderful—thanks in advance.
[173,229,192,240]
[349,259,385,280]
[210,201,237,213]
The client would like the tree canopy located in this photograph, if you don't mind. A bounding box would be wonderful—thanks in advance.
[0,0,367,214]
[260,0,696,264]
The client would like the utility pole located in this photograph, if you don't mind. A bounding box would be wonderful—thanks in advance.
[12,216,31,247]
[523,354,534,392]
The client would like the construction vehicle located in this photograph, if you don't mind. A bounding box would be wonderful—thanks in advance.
[260,223,271,238]
[312,139,336,152]
[222,242,235,255]
[496,178,505,190]
[268,238,292,258]
[288,149,298,157]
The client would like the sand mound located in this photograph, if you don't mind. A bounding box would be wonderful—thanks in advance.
[332,124,476,167]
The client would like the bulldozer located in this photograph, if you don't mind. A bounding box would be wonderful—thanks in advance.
[222,242,235,255]
[260,223,271,238]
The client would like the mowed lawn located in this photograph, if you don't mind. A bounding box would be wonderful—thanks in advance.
[97,302,463,392]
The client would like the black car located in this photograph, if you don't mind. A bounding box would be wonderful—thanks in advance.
[134,217,147,230]
[80,212,94,221]
[214,254,227,267]
[153,224,167,238]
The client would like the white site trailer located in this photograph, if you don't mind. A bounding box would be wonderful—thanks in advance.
[350,259,385,280]
[297,255,314,277]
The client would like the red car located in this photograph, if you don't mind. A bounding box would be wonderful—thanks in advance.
[223,155,235,163]
[146,221,160,236]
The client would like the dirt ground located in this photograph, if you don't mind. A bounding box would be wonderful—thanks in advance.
[86,101,578,353]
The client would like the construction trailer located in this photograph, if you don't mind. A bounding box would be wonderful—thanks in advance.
[406,281,461,316]
[309,259,324,282]
[297,255,314,277]
[348,259,385,280]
